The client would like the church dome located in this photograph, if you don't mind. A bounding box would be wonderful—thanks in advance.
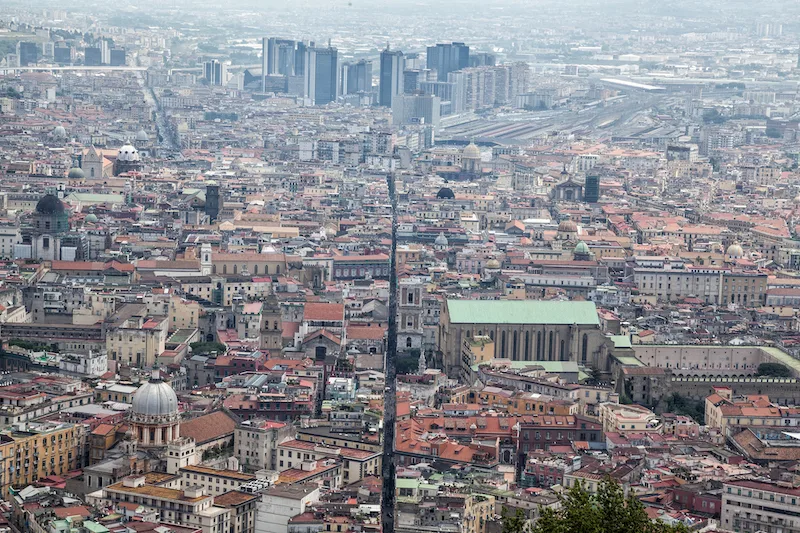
[436,187,455,199]
[486,258,501,269]
[36,194,65,215]
[726,243,744,258]
[435,232,449,246]
[68,167,85,180]
[84,213,98,223]
[574,241,590,255]
[462,142,481,159]
[135,129,149,142]
[558,219,578,233]
[52,126,67,138]
[117,144,140,162]
[131,374,178,420]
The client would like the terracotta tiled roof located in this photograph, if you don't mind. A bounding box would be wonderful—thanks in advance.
[180,410,237,445]
[304,302,344,321]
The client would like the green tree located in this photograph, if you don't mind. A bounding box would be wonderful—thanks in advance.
[501,507,529,533]
[189,341,227,355]
[757,362,791,377]
[528,478,688,533]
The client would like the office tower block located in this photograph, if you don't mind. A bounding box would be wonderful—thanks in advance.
[54,43,72,64]
[295,41,311,76]
[341,60,372,95]
[426,42,469,81]
[584,175,600,203]
[110,48,126,66]
[16,42,39,66]
[84,46,102,66]
[403,70,421,93]
[419,80,463,115]
[203,60,226,86]
[42,42,54,59]
[264,37,297,76]
[379,46,404,107]
[470,52,496,67]
[99,39,111,64]
[404,52,423,70]
[305,45,338,105]
[392,93,441,127]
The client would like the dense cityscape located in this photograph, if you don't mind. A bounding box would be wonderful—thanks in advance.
[0,0,799,532]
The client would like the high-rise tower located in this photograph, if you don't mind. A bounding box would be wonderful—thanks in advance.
[379,46,404,107]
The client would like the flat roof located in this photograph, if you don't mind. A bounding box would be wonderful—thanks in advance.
[474,360,580,374]
[106,481,209,503]
[446,299,599,326]
[180,465,256,481]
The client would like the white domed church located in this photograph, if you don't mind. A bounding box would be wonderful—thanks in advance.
[127,371,199,474]
[130,371,182,447]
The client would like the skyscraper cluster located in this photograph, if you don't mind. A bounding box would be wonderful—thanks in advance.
[255,38,528,123]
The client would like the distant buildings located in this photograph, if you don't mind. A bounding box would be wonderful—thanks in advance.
[379,47,404,107]
[16,41,38,66]
[305,45,338,105]
[426,41,469,81]
[204,60,227,86]
[392,93,440,127]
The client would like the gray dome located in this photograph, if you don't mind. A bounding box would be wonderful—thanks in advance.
[84,213,98,223]
[68,167,85,180]
[52,126,67,138]
[36,194,65,215]
[135,129,149,142]
[435,232,449,246]
[574,241,590,255]
[131,376,178,419]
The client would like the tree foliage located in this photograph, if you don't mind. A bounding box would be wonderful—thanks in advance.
[189,341,227,355]
[501,507,528,533]
[663,393,705,424]
[516,477,689,533]
[757,362,791,377]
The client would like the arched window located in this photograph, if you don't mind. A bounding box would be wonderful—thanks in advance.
[525,332,530,360]
[582,334,589,363]
[501,331,506,358]
[212,265,217,274]
[265,265,269,275]
[222,265,227,274]
[536,332,542,359]
[253,265,258,275]
[406,337,412,348]
[548,331,554,360]
[489,330,494,341]
[560,339,566,361]
[233,265,238,274]
[512,331,518,361]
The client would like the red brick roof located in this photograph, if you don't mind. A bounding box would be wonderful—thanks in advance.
[304,302,344,322]
[180,410,237,445]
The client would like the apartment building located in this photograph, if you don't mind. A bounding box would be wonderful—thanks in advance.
[721,480,800,533]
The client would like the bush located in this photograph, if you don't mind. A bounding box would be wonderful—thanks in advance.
[190,341,227,355]
[8,339,57,352]
[664,393,704,424]
[757,362,791,378]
